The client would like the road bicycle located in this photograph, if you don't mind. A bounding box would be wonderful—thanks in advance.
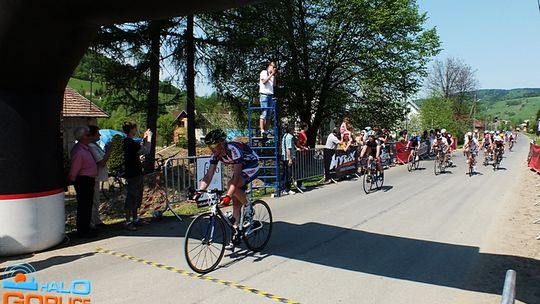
[184,189,273,273]
[433,150,447,176]
[360,157,384,194]
[466,151,477,176]
[407,148,420,172]
[101,171,125,200]
[493,147,503,170]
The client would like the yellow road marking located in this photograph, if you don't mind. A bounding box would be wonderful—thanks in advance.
[96,247,300,304]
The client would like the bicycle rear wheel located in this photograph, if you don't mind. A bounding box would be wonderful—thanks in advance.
[243,200,273,252]
[184,212,226,274]
[102,176,124,199]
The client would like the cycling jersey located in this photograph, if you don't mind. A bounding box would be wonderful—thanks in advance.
[365,139,380,157]
[408,136,419,148]
[466,138,479,154]
[433,137,448,151]
[210,142,260,183]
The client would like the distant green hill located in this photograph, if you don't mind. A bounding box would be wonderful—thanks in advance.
[414,88,540,124]
[475,88,540,102]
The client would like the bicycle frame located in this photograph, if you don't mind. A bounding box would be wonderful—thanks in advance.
[196,190,248,236]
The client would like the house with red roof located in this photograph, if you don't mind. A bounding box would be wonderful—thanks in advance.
[62,86,109,154]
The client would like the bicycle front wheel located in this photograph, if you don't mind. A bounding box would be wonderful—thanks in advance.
[434,159,440,175]
[184,212,226,274]
[244,200,273,252]
[407,154,414,172]
[375,170,384,190]
[362,170,372,194]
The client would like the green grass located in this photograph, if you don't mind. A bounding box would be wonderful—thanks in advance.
[479,96,540,124]
[68,78,104,95]
[68,77,179,103]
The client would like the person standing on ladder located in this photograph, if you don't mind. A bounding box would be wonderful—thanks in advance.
[259,61,277,138]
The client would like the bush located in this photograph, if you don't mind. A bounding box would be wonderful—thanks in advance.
[176,136,188,149]
[108,135,125,174]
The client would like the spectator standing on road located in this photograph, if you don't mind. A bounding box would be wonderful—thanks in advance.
[88,125,111,229]
[69,126,97,238]
[323,128,341,183]
[123,122,152,231]
[295,122,309,191]
[281,125,296,195]
[259,62,277,137]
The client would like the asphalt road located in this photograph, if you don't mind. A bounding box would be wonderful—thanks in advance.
[0,137,530,304]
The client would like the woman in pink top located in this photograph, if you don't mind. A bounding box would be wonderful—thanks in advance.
[340,116,352,136]
[69,126,98,238]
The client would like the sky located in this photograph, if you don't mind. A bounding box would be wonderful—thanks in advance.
[417,0,540,91]
[190,0,540,96]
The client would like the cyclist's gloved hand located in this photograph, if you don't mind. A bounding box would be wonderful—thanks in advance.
[191,191,202,201]
[221,195,232,206]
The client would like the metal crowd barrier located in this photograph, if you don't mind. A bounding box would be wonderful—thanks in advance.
[500,269,516,304]
[292,148,325,187]
[162,156,233,206]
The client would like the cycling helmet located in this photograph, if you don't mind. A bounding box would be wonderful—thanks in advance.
[466,131,472,137]
[204,129,226,145]
[436,132,442,139]
[441,128,447,134]
[367,130,376,137]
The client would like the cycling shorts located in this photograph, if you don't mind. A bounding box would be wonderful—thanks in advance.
[238,166,260,190]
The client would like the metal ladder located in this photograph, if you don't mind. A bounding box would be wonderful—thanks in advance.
[247,96,280,197]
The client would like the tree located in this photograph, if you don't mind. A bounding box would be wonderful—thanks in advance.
[92,19,185,171]
[202,0,440,146]
[420,97,457,134]
[425,57,479,117]
[157,114,176,147]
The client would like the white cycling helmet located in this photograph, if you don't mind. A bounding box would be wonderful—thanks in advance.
[466,131,472,137]
[441,128,447,134]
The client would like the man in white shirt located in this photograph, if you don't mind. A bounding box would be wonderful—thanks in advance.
[259,62,277,137]
[323,128,341,183]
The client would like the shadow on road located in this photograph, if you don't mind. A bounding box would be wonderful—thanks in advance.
[262,221,540,303]
[5,215,539,302]
[0,252,95,279]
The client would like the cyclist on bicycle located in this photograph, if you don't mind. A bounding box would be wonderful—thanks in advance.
[463,131,479,172]
[407,132,420,161]
[440,129,453,164]
[493,133,505,162]
[482,130,493,156]
[359,130,382,175]
[194,129,260,246]
[432,132,450,165]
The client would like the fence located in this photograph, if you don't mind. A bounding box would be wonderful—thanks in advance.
[292,148,325,186]
[162,156,234,205]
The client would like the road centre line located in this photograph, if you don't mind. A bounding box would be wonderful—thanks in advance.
[95,247,300,304]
